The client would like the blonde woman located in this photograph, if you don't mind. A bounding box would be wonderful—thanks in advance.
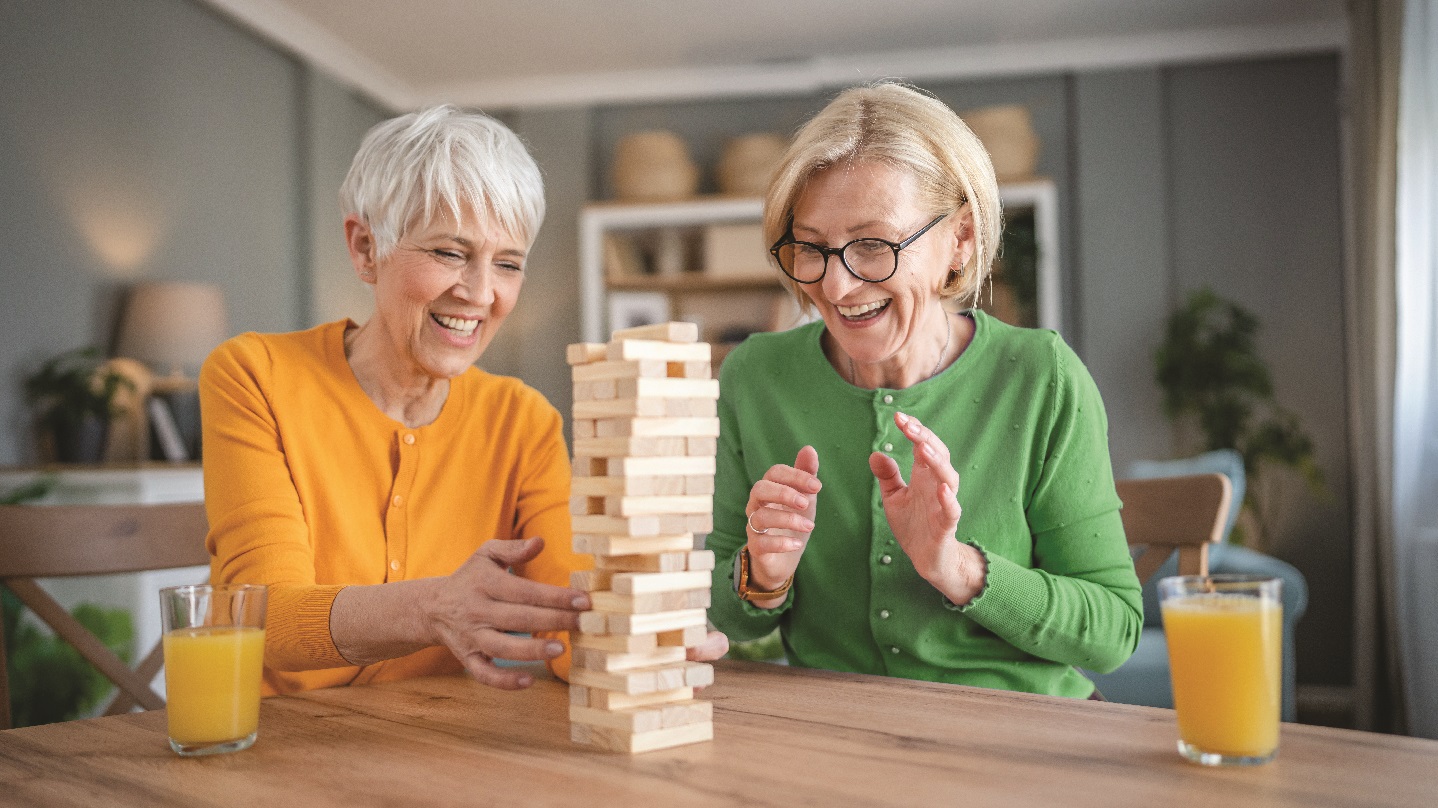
[708,83,1141,698]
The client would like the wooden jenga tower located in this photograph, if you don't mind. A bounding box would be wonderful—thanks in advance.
[566,321,719,753]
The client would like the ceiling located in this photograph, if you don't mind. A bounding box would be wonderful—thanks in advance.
[198,0,1346,111]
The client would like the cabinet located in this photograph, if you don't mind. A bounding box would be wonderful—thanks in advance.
[577,179,1061,346]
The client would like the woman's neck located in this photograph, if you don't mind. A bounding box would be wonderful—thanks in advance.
[840,307,971,390]
[343,322,450,429]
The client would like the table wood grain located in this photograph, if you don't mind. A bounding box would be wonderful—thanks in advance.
[2,660,1434,807]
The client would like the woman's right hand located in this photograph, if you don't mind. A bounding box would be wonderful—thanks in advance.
[423,536,590,689]
[742,445,821,607]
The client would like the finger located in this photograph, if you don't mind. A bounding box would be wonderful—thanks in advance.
[751,532,808,555]
[897,412,960,489]
[794,445,820,478]
[748,479,812,513]
[745,506,814,538]
[763,461,822,495]
[461,653,535,690]
[686,630,729,662]
[480,536,546,569]
[488,572,591,612]
[939,483,964,524]
[481,601,586,634]
[471,631,567,663]
[869,451,906,497]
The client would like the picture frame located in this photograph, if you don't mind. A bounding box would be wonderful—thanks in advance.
[607,291,672,335]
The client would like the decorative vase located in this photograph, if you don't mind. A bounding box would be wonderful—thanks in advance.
[53,414,108,464]
[715,133,787,197]
[960,104,1040,182]
[611,130,699,202]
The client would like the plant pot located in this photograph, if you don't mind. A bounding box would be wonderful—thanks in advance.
[52,415,109,463]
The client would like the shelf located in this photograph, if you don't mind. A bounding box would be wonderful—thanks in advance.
[606,273,781,293]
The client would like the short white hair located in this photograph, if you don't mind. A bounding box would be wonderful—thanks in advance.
[339,105,545,259]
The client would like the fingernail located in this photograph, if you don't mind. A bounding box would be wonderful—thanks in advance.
[896,412,910,426]
[517,674,533,687]
[795,496,809,509]
[787,541,804,551]
[546,641,564,656]
[572,595,590,609]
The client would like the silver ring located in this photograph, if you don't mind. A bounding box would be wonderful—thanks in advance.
[746,511,769,534]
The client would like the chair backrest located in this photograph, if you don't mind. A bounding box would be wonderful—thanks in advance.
[1116,473,1233,583]
[0,502,210,729]
[1125,449,1245,543]
[0,502,210,578]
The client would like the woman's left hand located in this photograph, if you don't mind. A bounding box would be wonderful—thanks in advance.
[869,411,986,606]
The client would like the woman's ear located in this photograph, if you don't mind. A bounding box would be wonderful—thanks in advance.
[949,205,977,275]
[344,214,378,284]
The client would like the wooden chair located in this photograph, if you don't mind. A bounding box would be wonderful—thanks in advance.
[0,502,209,729]
[1116,472,1233,582]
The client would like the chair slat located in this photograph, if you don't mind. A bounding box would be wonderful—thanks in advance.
[1116,473,1232,582]
[0,503,209,577]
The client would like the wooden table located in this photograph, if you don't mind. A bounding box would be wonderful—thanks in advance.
[2,660,1434,807]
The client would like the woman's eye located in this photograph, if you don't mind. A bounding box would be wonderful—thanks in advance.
[496,261,524,274]
[430,249,465,263]
[794,243,824,258]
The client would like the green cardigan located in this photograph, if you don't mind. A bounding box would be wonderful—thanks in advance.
[707,311,1142,698]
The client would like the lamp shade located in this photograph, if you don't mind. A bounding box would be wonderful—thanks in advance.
[116,281,229,375]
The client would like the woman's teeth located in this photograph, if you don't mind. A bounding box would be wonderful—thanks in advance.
[432,313,479,337]
[837,300,890,320]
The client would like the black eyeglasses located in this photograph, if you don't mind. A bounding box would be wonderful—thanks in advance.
[769,213,948,284]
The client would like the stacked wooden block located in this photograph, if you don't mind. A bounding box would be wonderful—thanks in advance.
[566,321,719,754]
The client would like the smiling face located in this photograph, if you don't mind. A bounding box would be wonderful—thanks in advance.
[791,159,970,381]
[347,206,525,384]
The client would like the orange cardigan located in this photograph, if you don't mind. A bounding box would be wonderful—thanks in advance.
[200,320,584,695]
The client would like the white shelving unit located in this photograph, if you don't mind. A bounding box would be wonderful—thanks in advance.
[578,179,1061,343]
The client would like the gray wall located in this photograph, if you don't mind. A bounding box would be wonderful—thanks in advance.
[0,0,384,466]
[0,1,1350,691]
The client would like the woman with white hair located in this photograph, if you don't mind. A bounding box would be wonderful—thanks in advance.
[201,106,591,695]
[708,83,1142,698]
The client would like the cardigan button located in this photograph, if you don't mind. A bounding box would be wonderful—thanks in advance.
[883,394,894,404]
[403,433,416,445]
[390,559,400,571]
[882,442,894,452]
[890,646,900,655]
[880,554,892,565]
[879,609,891,619]
[391,495,404,508]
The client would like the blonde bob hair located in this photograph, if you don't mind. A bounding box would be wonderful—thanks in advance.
[339,105,545,260]
[763,82,1001,309]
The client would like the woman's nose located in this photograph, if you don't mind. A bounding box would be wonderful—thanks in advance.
[820,256,864,301]
[453,265,496,304]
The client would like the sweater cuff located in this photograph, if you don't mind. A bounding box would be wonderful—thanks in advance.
[266,584,349,670]
[949,543,1050,639]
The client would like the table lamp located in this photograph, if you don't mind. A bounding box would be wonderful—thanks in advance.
[115,281,229,387]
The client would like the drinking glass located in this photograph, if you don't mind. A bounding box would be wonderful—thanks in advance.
[1159,574,1282,766]
[160,584,267,756]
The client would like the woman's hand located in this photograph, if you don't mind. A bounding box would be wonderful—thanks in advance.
[743,445,822,608]
[423,537,591,689]
[686,630,730,662]
[870,412,985,606]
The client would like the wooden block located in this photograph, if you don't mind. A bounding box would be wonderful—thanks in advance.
[594,417,720,438]
[684,661,715,688]
[571,514,662,537]
[683,513,713,534]
[569,700,711,734]
[569,569,614,592]
[596,551,692,573]
[573,644,686,672]
[589,588,710,615]
[634,513,710,535]
[577,456,716,478]
[687,550,715,570]
[657,625,709,648]
[574,436,690,458]
[573,474,687,498]
[573,379,618,401]
[569,665,660,695]
[571,359,668,382]
[573,418,597,439]
[655,665,687,691]
[678,360,712,379]
[687,436,718,456]
[571,631,658,654]
[605,494,713,517]
[606,608,708,636]
[573,533,695,556]
[566,343,608,365]
[573,397,717,419]
[615,377,720,401]
[610,322,699,343]
[569,495,606,516]
[582,686,693,712]
[684,475,715,495]
[571,718,713,753]
[607,339,711,363]
[612,569,712,595]
[665,398,718,417]
[570,684,591,707]
[578,610,612,635]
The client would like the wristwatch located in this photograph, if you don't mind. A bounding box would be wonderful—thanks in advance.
[733,547,794,603]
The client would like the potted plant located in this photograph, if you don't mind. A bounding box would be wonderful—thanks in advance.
[1154,289,1326,546]
[23,347,133,463]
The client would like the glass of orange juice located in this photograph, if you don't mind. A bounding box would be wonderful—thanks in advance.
[1159,575,1282,766]
[159,584,267,757]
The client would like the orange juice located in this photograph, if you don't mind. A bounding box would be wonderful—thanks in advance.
[1162,594,1282,759]
[163,626,265,744]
